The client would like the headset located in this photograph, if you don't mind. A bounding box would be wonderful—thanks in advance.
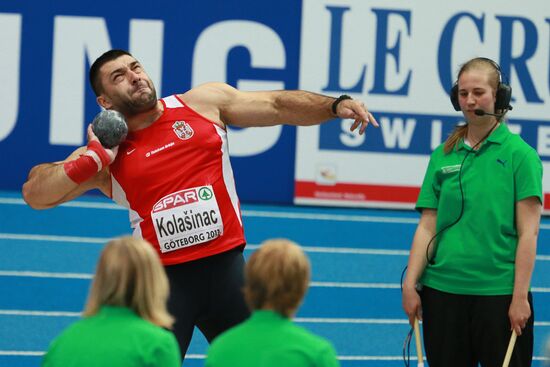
[449,57,512,112]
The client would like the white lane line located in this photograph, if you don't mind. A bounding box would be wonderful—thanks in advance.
[0,234,410,255]
[0,351,45,356]
[0,198,26,205]
[3,310,549,327]
[4,233,550,261]
[309,281,550,293]
[242,210,419,224]
[0,351,546,361]
[5,196,550,230]
[0,233,108,244]
[0,311,409,322]
[247,244,410,256]
[337,356,546,362]
[0,197,125,210]
[310,282,550,293]
[1,197,419,223]
[1,271,401,288]
[298,317,550,326]
[295,318,408,324]
[334,356,550,362]
[310,281,401,289]
[338,356,414,361]
[0,310,80,317]
[1,271,550,293]
[0,271,92,279]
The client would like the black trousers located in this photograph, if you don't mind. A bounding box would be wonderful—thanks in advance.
[420,286,534,367]
[164,247,250,359]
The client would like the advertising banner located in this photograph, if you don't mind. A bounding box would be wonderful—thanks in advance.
[295,0,550,211]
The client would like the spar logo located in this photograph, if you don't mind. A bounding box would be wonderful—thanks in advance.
[198,187,213,200]
[172,120,194,140]
[152,189,199,213]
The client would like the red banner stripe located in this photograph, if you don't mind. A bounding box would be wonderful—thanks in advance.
[294,181,420,203]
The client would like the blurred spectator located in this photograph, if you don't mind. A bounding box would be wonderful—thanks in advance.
[42,236,180,367]
[206,238,339,367]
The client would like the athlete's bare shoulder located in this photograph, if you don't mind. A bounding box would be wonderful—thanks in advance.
[179,82,234,105]
[177,83,236,127]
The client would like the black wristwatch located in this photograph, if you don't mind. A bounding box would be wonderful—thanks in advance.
[331,94,352,115]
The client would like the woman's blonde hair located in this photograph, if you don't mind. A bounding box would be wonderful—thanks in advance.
[83,236,174,328]
[444,58,501,153]
[244,239,310,318]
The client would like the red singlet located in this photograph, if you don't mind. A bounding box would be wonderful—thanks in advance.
[110,95,245,265]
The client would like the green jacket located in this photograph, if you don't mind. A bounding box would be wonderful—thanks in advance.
[42,306,180,367]
[206,310,339,367]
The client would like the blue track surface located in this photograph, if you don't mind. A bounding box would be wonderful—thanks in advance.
[0,190,549,366]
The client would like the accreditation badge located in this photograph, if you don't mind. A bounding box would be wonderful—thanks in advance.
[151,185,224,253]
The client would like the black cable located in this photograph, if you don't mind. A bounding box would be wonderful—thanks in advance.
[400,265,416,366]
[402,327,414,366]
[425,148,471,264]
[400,265,412,365]
[400,265,408,292]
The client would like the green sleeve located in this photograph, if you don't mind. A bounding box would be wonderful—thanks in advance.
[41,336,60,367]
[41,349,52,367]
[416,152,440,210]
[151,333,181,367]
[514,148,543,203]
[318,343,340,367]
[204,351,215,367]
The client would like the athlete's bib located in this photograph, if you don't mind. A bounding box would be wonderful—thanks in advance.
[151,186,224,253]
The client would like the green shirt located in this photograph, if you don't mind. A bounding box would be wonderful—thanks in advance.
[417,123,542,295]
[42,306,181,367]
[205,310,339,367]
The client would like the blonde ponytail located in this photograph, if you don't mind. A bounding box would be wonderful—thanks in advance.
[443,125,467,153]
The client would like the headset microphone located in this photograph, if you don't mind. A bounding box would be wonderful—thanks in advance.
[474,109,501,117]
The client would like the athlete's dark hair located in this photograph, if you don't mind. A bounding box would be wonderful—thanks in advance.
[89,49,133,96]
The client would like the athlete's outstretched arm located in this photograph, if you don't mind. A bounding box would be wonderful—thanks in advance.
[181,82,378,134]
[22,126,114,209]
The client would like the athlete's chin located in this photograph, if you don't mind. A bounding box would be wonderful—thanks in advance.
[118,99,156,117]
[133,92,157,110]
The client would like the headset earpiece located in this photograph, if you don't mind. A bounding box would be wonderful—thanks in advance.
[450,83,460,111]
[495,83,512,111]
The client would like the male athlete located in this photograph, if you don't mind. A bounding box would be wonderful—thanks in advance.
[23,49,378,358]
